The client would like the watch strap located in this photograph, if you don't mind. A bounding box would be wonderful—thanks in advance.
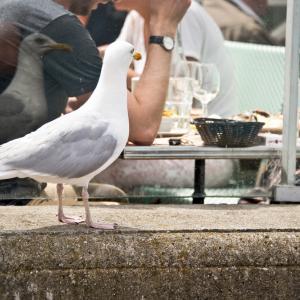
[149,35,174,51]
[149,36,164,44]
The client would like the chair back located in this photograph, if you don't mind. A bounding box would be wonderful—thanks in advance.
[224,41,285,114]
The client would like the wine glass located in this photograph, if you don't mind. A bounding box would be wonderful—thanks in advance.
[193,63,220,117]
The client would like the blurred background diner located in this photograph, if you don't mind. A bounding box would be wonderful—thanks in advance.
[74,0,290,204]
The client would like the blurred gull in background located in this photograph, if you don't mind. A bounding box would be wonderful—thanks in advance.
[0,33,72,144]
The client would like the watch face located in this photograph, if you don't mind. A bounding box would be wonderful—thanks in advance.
[163,36,174,51]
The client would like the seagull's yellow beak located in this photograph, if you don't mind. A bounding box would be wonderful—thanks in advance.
[46,43,73,52]
[133,51,142,61]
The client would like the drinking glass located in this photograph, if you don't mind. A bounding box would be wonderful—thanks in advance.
[194,63,220,117]
[173,61,220,117]
[162,60,193,132]
[164,77,194,132]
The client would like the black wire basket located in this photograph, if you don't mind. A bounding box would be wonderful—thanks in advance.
[192,118,265,147]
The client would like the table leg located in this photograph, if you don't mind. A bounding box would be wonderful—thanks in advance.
[193,159,205,204]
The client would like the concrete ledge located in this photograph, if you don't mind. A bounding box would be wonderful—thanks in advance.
[0,205,299,299]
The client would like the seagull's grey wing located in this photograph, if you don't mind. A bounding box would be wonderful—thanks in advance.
[0,92,44,143]
[3,115,118,179]
[0,92,25,115]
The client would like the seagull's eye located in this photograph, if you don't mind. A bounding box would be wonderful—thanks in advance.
[130,48,134,54]
[35,37,46,45]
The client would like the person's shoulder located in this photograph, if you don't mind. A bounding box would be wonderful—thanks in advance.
[1,0,67,11]
[0,0,26,15]
[4,0,71,19]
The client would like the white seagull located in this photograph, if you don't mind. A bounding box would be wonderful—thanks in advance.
[0,40,141,229]
[0,33,72,144]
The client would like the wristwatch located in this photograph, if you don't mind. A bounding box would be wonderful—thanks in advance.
[149,36,175,51]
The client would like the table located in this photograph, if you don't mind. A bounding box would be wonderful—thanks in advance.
[122,145,300,204]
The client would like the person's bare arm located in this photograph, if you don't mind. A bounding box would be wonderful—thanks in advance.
[127,0,191,145]
[65,0,191,144]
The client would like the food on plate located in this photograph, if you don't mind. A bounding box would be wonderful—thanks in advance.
[230,109,300,134]
[253,109,270,118]
[232,109,269,122]
[162,109,177,117]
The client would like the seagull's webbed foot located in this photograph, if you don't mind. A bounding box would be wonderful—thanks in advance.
[56,183,84,225]
[82,186,118,230]
[58,212,85,224]
[86,221,118,230]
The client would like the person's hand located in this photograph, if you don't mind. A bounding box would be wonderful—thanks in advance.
[98,45,108,59]
[64,97,79,114]
[149,0,191,36]
[64,93,91,114]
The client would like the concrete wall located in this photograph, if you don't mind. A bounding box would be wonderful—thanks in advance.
[0,205,299,299]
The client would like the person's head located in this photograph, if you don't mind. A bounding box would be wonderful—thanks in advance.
[243,0,268,16]
[56,0,117,16]
[0,23,21,75]
[69,0,104,15]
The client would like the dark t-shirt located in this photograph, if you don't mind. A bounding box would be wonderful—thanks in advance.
[0,0,102,121]
[87,3,127,46]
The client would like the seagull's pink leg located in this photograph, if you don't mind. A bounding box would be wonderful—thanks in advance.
[82,186,117,229]
[57,183,84,224]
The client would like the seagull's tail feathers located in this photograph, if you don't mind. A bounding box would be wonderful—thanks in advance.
[0,140,22,179]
